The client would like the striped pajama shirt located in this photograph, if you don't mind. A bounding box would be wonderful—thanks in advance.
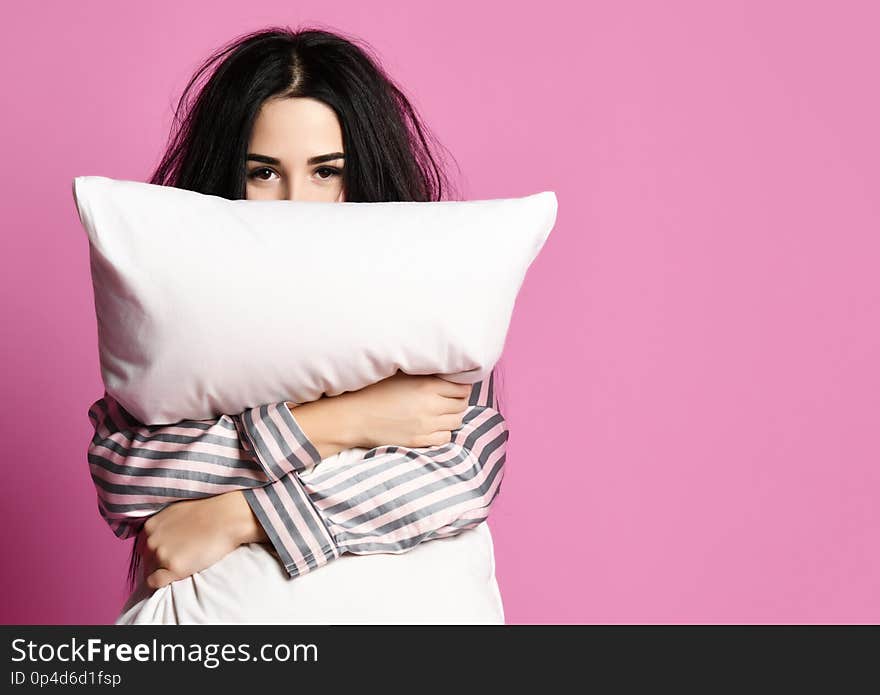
[86,371,508,580]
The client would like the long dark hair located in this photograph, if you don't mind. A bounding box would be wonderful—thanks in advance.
[149,24,459,202]
[126,24,506,593]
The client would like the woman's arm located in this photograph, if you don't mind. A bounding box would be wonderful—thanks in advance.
[87,371,506,578]
[242,374,506,577]
[86,397,337,542]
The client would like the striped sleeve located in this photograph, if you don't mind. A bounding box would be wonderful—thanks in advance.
[244,370,508,578]
[86,369,506,579]
[467,369,500,411]
[86,396,317,540]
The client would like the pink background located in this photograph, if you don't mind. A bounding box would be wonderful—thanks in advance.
[2,1,878,624]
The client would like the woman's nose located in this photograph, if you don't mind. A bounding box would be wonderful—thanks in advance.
[282,178,306,202]
[285,187,304,202]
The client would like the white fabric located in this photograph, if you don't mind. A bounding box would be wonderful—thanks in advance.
[115,446,504,624]
[71,176,557,425]
[116,522,504,624]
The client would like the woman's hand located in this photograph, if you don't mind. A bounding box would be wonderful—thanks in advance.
[340,371,472,449]
[137,490,258,590]
[290,372,474,461]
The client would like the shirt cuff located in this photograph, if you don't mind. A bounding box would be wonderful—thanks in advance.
[242,477,340,578]
[237,402,323,481]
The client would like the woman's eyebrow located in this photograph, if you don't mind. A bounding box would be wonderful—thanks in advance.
[246,153,345,165]
[246,153,281,165]
[307,152,345,165]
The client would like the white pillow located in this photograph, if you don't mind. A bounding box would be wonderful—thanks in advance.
[71,176,557,424]
[115,502,505,624]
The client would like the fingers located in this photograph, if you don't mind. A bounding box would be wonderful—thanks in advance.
[424,430,454,446]
[141,554,158,582]
[434,411,467,433]
[146,568,179,590]
[430,376,473,399]
[136,528,165,584]
[437,394,470,414]
[135,529,156,579]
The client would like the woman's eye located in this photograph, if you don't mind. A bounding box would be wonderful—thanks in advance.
[315,166,341,180]
[247,166,342,182]
[248,167,277,181]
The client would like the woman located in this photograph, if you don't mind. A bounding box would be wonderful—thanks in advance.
[87,25,509,624]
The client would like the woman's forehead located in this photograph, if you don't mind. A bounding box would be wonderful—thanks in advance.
[249,96,343,158]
